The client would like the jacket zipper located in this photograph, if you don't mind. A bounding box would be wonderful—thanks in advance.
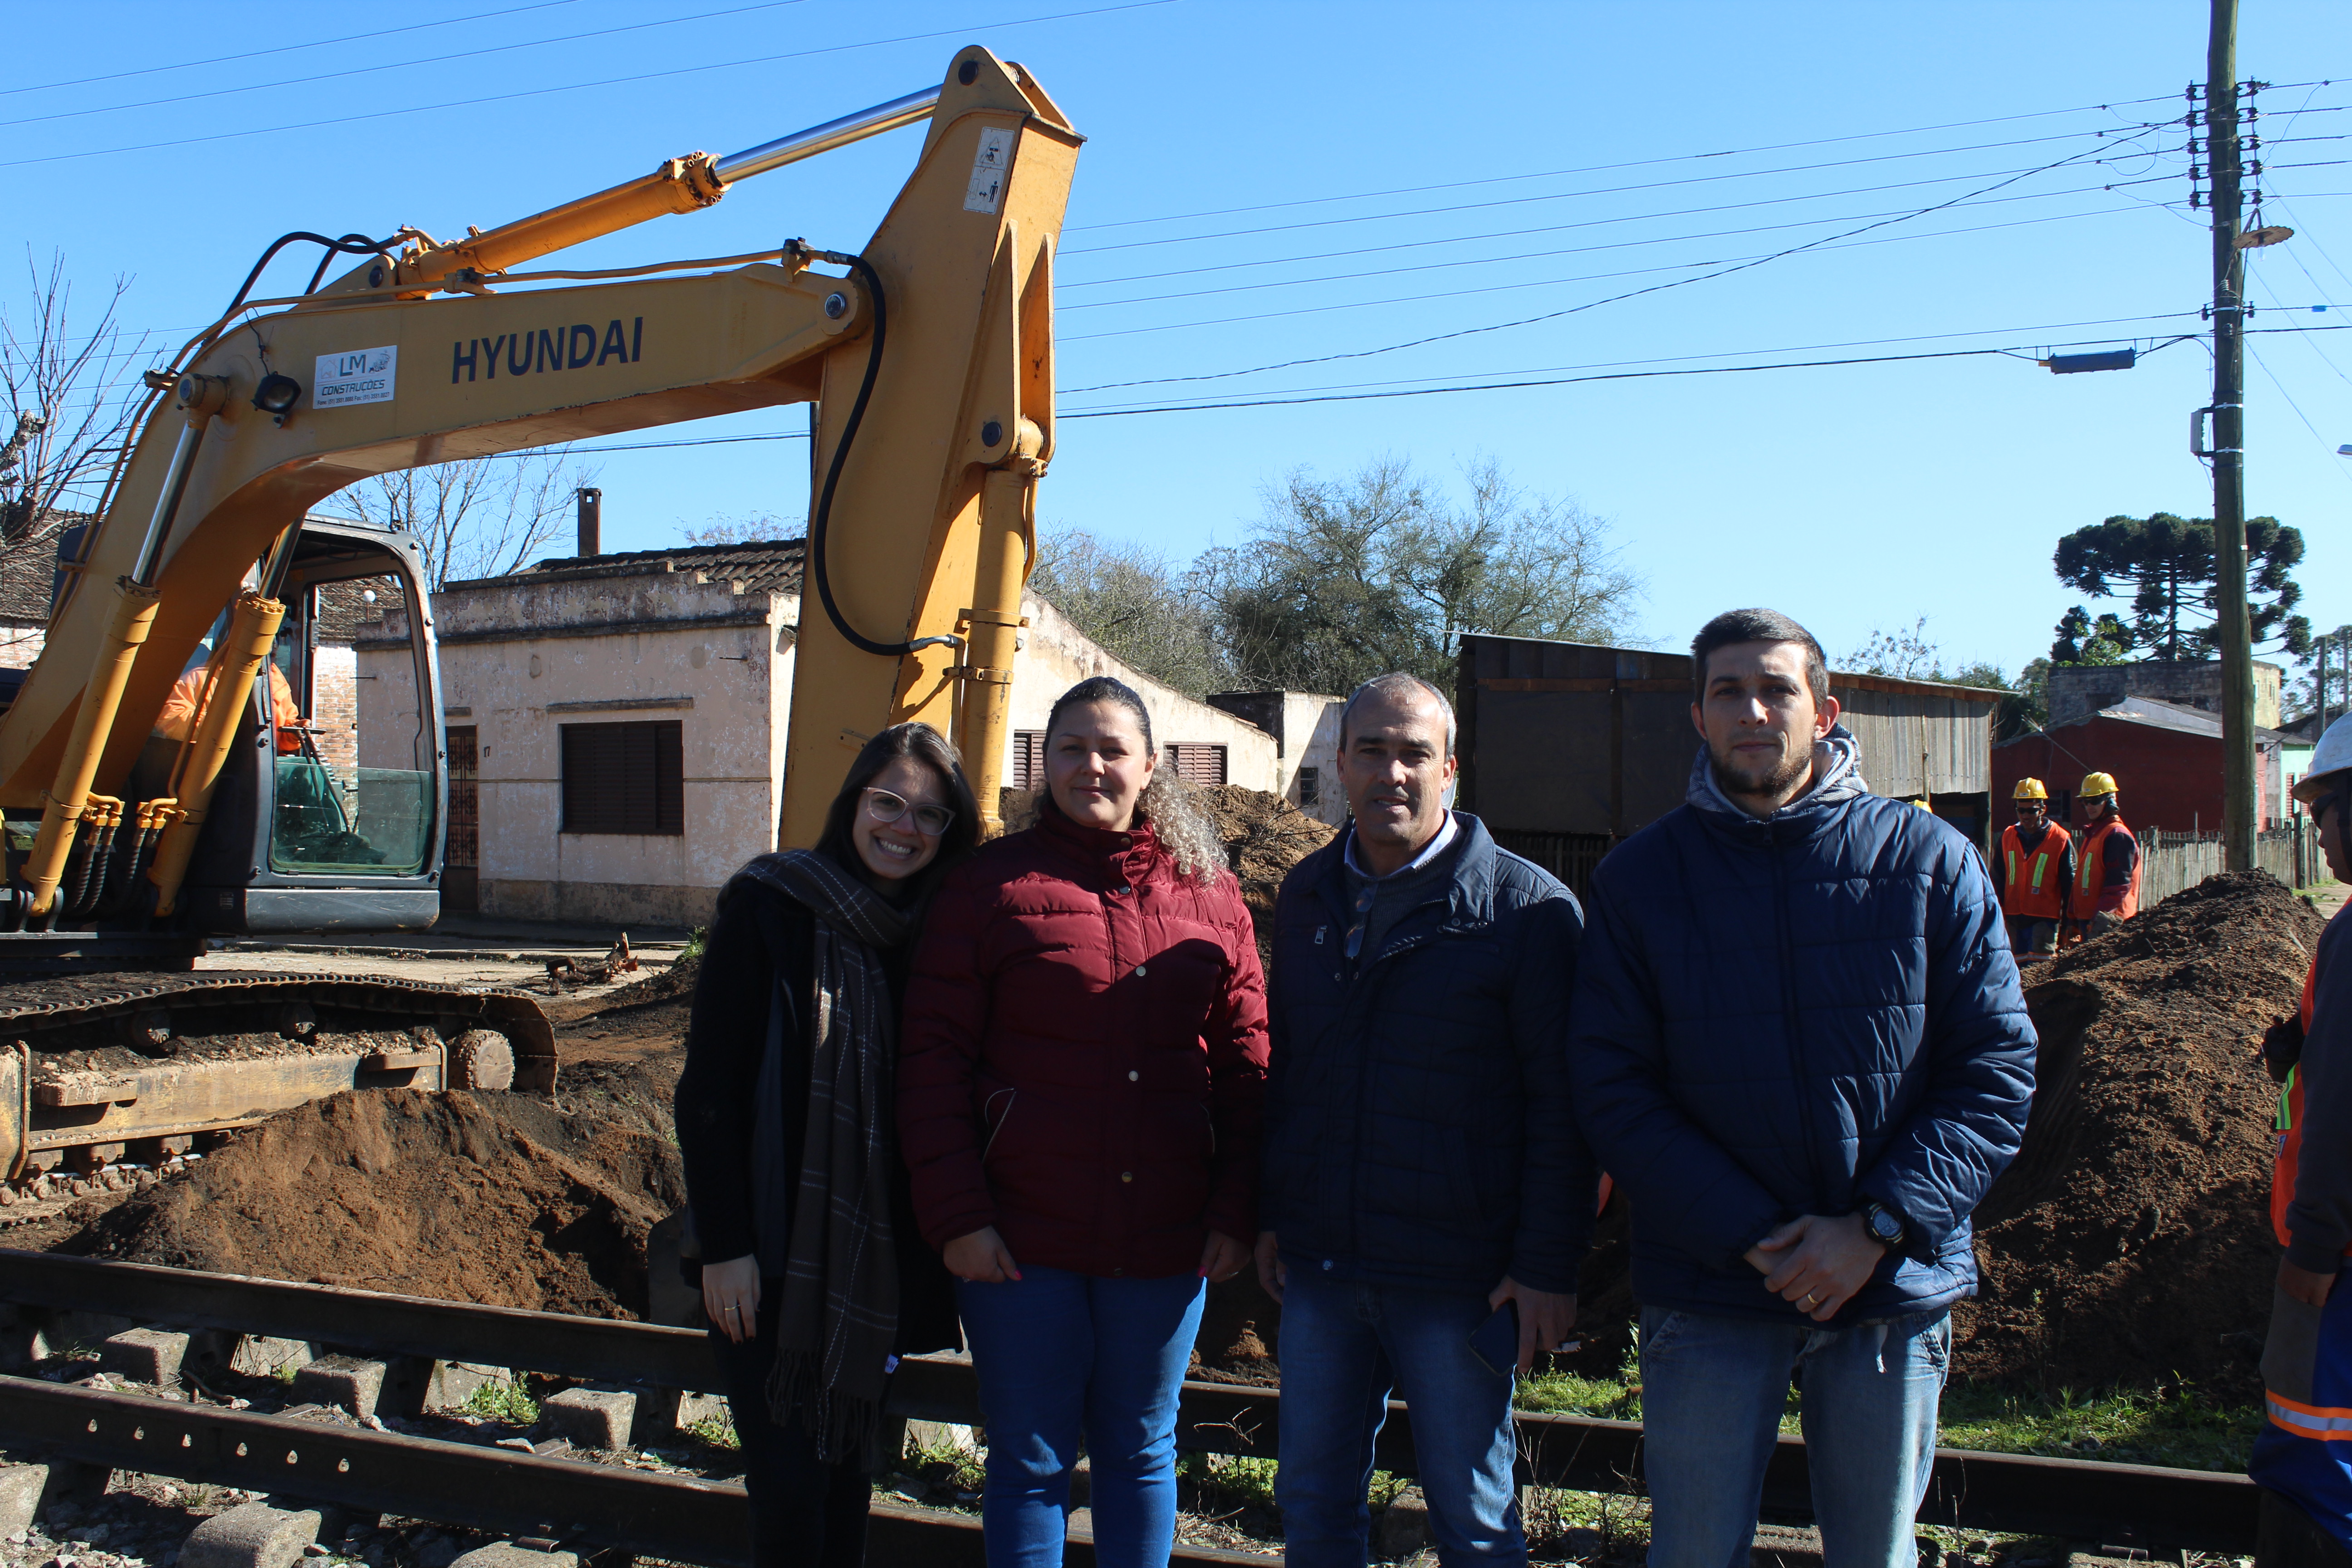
[1332,889,1478,1265]
[1769,824,1827,1203]
[982,1088,1017,1161]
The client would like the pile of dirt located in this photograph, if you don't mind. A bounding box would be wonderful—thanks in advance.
[71,1078,685,1319]
[1195,784,1337,941]
[1951,869,2323,1396]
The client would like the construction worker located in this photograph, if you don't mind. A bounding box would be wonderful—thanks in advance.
[154,655,302,755]
[2066,771,2139,943]
[2251,713,2352,1550]
[1999,779,2072,957]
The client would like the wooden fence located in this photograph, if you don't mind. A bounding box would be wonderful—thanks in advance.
[2142,822,2314,906]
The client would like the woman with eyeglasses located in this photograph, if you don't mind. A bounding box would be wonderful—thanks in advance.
[897,676,1269,1568]
[675,722,977,1568]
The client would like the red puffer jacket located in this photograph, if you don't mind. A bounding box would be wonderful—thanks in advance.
[897,800,1269,1279]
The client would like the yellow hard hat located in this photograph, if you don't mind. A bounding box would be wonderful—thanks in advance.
[2012,779,2049,801]
[2081,771,2119,799]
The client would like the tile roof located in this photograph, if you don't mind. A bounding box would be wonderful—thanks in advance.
[446,538,806,597]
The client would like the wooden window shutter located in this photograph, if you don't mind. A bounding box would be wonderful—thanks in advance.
[561,720,684,835]
[1166,743,1227,786]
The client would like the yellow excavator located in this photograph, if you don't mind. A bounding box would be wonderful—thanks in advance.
[0,46,1076,1194]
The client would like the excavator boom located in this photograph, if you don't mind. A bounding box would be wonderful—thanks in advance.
[0,46,1078,1191]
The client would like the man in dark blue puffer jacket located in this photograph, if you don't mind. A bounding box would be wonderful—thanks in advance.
[1571,609,2035,1568]
[1257,672,1594,1568]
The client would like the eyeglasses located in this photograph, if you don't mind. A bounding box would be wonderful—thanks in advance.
[863,787,955,837]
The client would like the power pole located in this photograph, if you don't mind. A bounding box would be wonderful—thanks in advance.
[2205,0,2258,868]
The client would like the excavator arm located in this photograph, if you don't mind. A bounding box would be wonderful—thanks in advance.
[0,44,1077,926]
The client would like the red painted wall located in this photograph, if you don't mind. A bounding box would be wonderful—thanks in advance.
[1993,717,2274,834]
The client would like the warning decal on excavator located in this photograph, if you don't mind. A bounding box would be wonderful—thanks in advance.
[315,346,398,409]
[964,127,1014,214]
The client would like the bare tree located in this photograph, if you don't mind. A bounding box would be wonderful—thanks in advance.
[338,451,600,588]
[679,512,798,546]
[0,249,157,546]
[1030,529,1234,697]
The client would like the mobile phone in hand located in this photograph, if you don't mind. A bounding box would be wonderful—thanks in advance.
[1469,1301,1519,1377]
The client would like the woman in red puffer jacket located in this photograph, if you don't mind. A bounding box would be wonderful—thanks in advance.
[898,675,1268,1568]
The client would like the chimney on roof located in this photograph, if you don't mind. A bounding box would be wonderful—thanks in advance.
[576,487,602,557]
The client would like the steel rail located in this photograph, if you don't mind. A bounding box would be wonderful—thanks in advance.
[0,1250,720,1396]
[0,1376,1272,1568]
[0,1252,2262,1550]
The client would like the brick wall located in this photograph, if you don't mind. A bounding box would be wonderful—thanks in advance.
[312,642,359,784]
[0,624,46,669]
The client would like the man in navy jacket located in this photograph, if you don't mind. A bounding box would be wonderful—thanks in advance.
[1257,672,1594,1568]
[1571,609,2035,1568]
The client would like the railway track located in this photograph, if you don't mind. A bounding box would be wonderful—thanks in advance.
[0,1252,2262,1564]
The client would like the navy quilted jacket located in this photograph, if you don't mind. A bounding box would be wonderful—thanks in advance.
[1569,731,2035,1323]
[1262,813,1595,1295]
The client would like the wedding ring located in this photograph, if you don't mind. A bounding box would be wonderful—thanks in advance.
[1800,1294,1820,1308]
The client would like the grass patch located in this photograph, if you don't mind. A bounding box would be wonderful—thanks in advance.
[1937,1382,2259,1472]
[463,1378,540,1427]
[684,1416,740,1451]
[682,926,709,960]
[1518,1355,2259,1472]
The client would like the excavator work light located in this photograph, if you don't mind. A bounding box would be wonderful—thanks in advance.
[252,375,302,416]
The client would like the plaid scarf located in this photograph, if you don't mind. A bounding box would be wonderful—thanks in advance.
[733,848,908,1464]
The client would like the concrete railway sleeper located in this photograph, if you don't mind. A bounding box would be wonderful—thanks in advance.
[0,1253,2269,1559]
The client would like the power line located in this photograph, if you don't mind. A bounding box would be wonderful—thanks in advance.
[1062,134,2176,376]
[1064,93,2190,234]
[1062,191,2171,315]
[2246,343,2352,492]
[1063,311,2217,398]
[1063,204,2176,346]
[415,323,2352,458]
[1059,162,2217,293]
[0,1,813,131]
[1059,130,2185,258]
[0,0,1174,170]
[1063,333,2246,421]
[0,0,585,97]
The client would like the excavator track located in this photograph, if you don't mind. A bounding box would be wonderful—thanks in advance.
[0,970,555,1190]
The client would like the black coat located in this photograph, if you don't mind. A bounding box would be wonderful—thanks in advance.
[1261,813,1596,1295]
[673,876,960,1357]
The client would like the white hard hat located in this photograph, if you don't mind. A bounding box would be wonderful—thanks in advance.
[2295,713,2352,806]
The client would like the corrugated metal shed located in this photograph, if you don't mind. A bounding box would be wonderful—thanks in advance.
[1456,633,1999,849]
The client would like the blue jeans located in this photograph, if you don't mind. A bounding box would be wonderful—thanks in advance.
[1275,1270,1523,1568]
[956,1264,1207,1568]
[1638,1306,1950,1568]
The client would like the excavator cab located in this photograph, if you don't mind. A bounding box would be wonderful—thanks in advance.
[167,517,445,935]
[0,515,444,942]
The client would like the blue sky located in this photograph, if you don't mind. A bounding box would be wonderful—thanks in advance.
[8,0,2348,678]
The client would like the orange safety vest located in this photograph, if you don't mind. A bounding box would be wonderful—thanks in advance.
[2070,817,2141,922]
[2273,954,2342,1253]
[1999,822,2071,920]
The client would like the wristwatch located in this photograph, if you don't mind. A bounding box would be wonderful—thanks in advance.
[1860,1199,1907,1252]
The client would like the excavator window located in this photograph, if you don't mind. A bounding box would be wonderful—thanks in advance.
[266,569,435,878]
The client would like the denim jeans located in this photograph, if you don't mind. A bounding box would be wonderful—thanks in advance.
[956,1264,1207,1568]
[1638,1306,1950,1568]
[1275,1270,1524,1568]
